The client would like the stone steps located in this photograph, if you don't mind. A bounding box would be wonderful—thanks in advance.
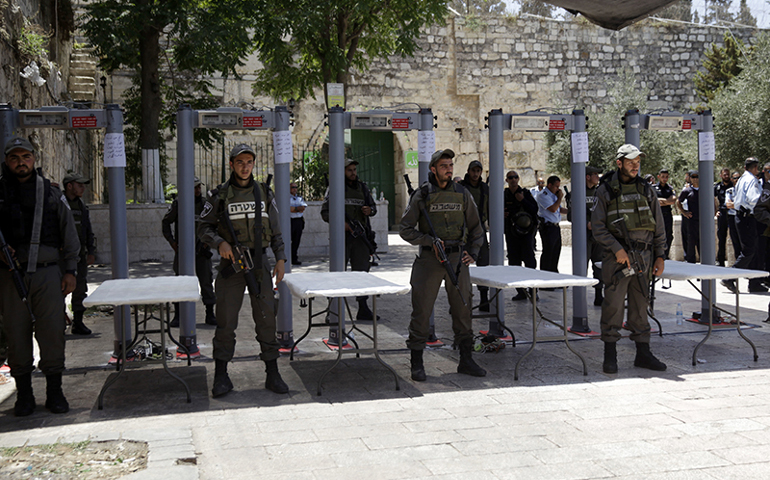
[68,47,98,101]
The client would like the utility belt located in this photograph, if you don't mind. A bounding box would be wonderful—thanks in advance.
[538,218,559,227]
[737,206,753,218]
[20,261,59,270]
[421,245,462,254]
[615,237,651,253]
[219,246,267,280]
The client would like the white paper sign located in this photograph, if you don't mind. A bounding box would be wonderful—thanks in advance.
[104,133,126,168]
[699,132,715,162]
[273,131,293,164]
[418,131,436,163]
[571,132,589,163]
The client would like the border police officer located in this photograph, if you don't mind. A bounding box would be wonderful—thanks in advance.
[400,149,486,381]
[503,169,538,300]
[321,158,378,320]
[163,176,216,326]
[591,144,667,374]
[653,169,677,260]
[585,165,604,306]
[198,144,288,397]
[62,172,96,335]
[724,157,764,293]
[459,160,490,311]
[0,137,80,416]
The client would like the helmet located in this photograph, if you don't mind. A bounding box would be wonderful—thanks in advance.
[512,211,536,236]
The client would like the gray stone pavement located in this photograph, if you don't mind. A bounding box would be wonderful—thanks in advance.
[2,233,770,479]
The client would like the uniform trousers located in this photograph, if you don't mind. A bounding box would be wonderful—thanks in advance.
[346,233,371,302]
[684,217,700,263]
[716,211,730,266]
[538,221,561,273]
[728,215,741,259]
[0,265,66,376]
[290,217,304,263]
[735,214,765,289]
[406,249,473,350]
[506,231,536,268]
[587,231,604,291]
[476,235,490,296]
[212,253,280,362]
[173,251,216,306]
[661,211,674,260]
[70,258,89,314]
[600,250,652,344]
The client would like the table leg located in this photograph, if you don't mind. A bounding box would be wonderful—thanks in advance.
[734,289,758,361]
[561,286,587,376]
[514,287,539,381]
[370,296,400,391]
[98,303,131,410]
[291,297,315,361]
[318,297,345,395]
[158,304,191,403]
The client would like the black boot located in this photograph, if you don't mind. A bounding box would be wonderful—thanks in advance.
[356,297,379,321]
[603,342,618,374]
[13,373,35,417]
[211,359,233,397]
[634,342,667,371]
[479,289,490,312]
[457,340,486,377]
[70,311,92,335]
[169,302,180,328]
[45,373,69,414]
[512,288,528,301]
[410,349,426,382]
[594,287,604,307]
[264,359,289,394]
[204,304,217,326]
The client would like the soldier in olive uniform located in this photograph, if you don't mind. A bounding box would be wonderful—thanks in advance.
[591,144,667,374]
[0,137,80,416]
[62,172,96,335]
[459,160,490,311]
[198,144,288,397]
[321,159,378,320]
[163,176,216,327]
[585,165,604,306]
[400,149,486,381]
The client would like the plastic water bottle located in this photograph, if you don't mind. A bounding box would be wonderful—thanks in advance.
[676,303,684,326]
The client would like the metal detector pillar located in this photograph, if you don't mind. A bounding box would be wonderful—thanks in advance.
[698,111,716,318]
[418,108,441,344]
[0,104,18,152]
[486,109,506,335]
[569,110,589,332]
[624,109,642,146]
[327,106,347,346]
[273,106,294,349]
[175,104,199,355]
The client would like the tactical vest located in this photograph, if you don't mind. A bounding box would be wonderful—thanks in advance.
[67,197,88,255]
[0,172,61,250]
[585,185,598,222]
[420,183,466,244]
[604,172,656,237]
[216,181,271,250]
[464,182,488,223]
[345,182,367,224]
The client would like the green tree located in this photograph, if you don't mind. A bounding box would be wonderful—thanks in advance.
[711,33,770,172]
[251,0,449,105]
[80,0,259,199]
[546,68,698,190]
[657,0,692,22]
[704,0,734,24]
[694,31,749,104]
[737,0,757,26]
[517,0,554,17]
[450,0,507,14]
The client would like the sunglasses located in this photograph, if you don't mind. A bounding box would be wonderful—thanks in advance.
[690,175,699,178]
[507,175,519,179]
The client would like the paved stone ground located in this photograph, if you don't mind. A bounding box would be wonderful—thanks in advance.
[2,234,770,479]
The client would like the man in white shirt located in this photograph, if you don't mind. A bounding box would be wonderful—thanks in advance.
[536,175,568,274]
[723,157,765,293]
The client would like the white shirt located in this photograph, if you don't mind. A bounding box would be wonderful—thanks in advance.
[536,188,561,224]
[734,170,761,214]
[725,187,736,216]
[290,194,307,219]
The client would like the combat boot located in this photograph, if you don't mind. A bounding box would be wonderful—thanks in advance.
[211,359,233,397]
[457,339,486,377]
[634,342,667,371]
[479,289,490,312]
[204,304,217,326]
[410,349,426,382]
[70,311,92,335]
[264,359,289,394]
[603,342,618,374]
[169,302,180,328]
[13,373,35,417]
[44,373,69,414]
[355,297,379,321]
[593,287,604,307]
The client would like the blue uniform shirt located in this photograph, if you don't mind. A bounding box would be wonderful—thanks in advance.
[536,188,562,224]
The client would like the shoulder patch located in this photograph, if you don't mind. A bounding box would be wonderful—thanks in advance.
[200,201,213,218]
[761,189,770,203]
[60,193,71,210]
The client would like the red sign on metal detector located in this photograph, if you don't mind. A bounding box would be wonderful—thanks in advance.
[549,119,566,130]
[682,119,692,130]
[243,116,263,128]
[391,118,410,130]
[71,115,98,128]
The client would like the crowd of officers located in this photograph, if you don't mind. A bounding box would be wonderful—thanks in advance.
[3,134,766,416]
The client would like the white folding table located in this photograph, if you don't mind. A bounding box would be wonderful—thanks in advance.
[469,266,599,379]
[84,275,200,409]
[282,271,410,395]
[655,260,767,365]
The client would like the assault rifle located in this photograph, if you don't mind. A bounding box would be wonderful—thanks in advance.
[219,187,262,296]
[0,227,36,322]
[404,174,415,196]
[611,216,651,299]
[345,213,380,261]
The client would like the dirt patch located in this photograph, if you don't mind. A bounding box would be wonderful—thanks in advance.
[0,440,147,479]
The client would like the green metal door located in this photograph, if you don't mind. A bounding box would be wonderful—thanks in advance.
[350,130,395,228]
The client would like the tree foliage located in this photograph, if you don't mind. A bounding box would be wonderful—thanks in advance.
[656,0,692,22]
[450,0,507,15]
[251,0,449,104]
[545,68,698,190]
[711,33,770,172]
[704,0,734,24]
[694,31,749,104]
[737,0,757,26]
